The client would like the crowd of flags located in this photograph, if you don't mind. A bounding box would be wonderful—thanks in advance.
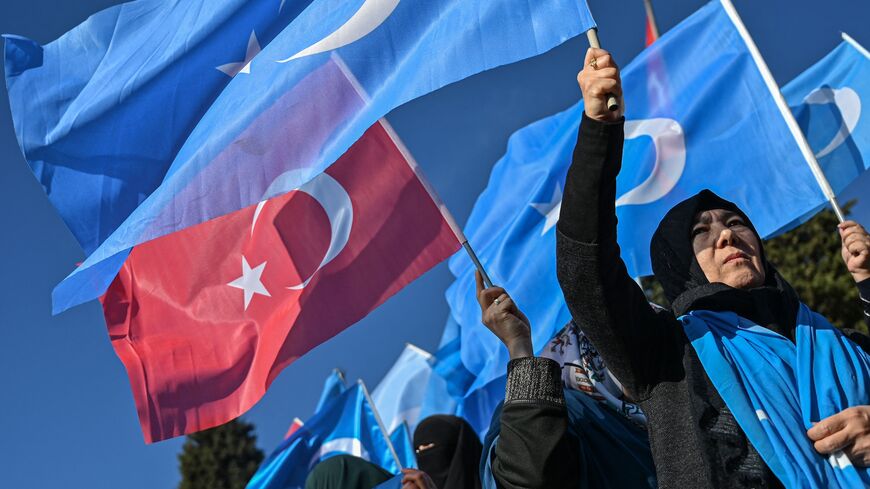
[3,0,869,484]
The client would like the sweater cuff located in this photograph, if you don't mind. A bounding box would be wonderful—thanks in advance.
[858,278,870,300]
[504,357,564,406]
[858,278,870,314]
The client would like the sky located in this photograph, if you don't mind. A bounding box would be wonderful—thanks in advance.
[1,1,868,487]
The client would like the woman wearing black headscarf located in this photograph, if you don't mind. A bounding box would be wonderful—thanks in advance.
[549,47,870,488]
[475,47,870,488]
[413,415,483,489]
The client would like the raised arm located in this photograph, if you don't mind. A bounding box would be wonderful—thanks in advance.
[475,272,580,489]
[555,48,683,401]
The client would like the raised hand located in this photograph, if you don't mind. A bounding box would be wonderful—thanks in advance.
[475,270,533,360]
[577,47,625,122]
[838,220,870,283]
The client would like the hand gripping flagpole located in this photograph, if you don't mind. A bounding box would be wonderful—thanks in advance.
[720,0,846,223]
[359,379,404,471]
[586,28,620,112]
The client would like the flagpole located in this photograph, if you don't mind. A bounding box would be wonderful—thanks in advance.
[720,0,846,223]
[643,0,660,41]
[359,379,404,471]
[378,117,496,289]
[586,29,620,112]
[841,32,870,60]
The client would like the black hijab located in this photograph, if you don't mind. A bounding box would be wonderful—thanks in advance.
[413,415,482,489]
[649,189,800,336]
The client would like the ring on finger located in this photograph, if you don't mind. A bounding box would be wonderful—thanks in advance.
[589,57,598,69]
[494,298,501,305]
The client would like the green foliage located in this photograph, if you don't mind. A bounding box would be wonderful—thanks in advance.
[178,418,265,489]
[643,203,867,334]
[766,203,867,334]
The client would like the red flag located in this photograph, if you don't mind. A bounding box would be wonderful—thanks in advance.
[101,120,460,443]
[643,0,660,46]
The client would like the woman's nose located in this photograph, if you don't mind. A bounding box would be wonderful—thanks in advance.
[716,227,735,248]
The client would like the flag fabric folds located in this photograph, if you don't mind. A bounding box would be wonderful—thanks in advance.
[778,34,870,230]
[372,344,435,434]
[3,0,597,314]
[100,120,460,443]
[389,423,418,469]
[442,0,857,415]
[373,475,404,489]
[247,384,398,489]
[316,369,348,414]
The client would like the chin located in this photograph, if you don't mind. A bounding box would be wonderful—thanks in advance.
[725,272,764,290]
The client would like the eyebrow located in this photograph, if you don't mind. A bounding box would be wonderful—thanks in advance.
[692,210,740,227]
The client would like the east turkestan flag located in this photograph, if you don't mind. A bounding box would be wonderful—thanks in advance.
[3,0,597,314]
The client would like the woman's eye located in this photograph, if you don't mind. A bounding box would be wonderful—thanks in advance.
[727,220,745,227]
[691,227,707,237]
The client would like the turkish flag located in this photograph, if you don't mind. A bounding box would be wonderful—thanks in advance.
[101,120,460,443]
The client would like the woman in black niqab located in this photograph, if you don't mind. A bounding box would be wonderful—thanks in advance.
[413,415,482,489]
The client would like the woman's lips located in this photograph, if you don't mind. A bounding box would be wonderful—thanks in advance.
[724,252,749,264]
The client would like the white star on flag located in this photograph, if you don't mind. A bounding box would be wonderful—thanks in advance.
[217,31,261,77]
[227,256,271,310]
[530,183,562,235]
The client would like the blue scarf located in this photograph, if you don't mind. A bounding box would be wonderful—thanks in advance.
[681,303,870,488]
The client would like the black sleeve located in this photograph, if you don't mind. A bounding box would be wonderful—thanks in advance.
[858,278,870,331]
[491,357,581,489]
[555,114,684,401]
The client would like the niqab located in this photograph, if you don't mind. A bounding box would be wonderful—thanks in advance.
[414,415,482,489]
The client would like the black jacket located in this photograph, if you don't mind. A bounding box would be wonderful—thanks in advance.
[554,114,870,488]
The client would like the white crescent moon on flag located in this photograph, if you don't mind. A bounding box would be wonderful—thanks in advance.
[253,171,354,290]
[616,118,686,207]
[803,87,861,159]
[308,438,369,469]
[277,0,401,63]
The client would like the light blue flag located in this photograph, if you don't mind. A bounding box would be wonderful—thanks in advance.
[372,344,434,434]
[777,33,870,231]
[315,369,347,414]
[428,317,506,436]
[247,384,398,489]
[3,0,596,314]
[444,0,842,406]
[389,423,417,469]
[373,475,404,489]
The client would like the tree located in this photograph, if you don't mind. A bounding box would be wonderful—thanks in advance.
[178,418,265,489]
[643,203,867,334]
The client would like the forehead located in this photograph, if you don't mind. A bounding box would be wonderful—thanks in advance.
[693,208,739,225]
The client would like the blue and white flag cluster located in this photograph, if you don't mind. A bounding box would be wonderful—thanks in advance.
[372,344,437,434]
[437,0,870,428]
[247,383,397,489]
[3,0,597,313]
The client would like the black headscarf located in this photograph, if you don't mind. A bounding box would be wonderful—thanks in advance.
[649,189,800,336]
[304,454,392,489]
[413,415,483,489]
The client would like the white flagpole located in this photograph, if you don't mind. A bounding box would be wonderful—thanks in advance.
[841,32,870,60]
[378,117,496,289]
[720,0,846,223]
[358,379,404,471]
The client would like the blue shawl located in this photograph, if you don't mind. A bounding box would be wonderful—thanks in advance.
[681,303,870,488]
